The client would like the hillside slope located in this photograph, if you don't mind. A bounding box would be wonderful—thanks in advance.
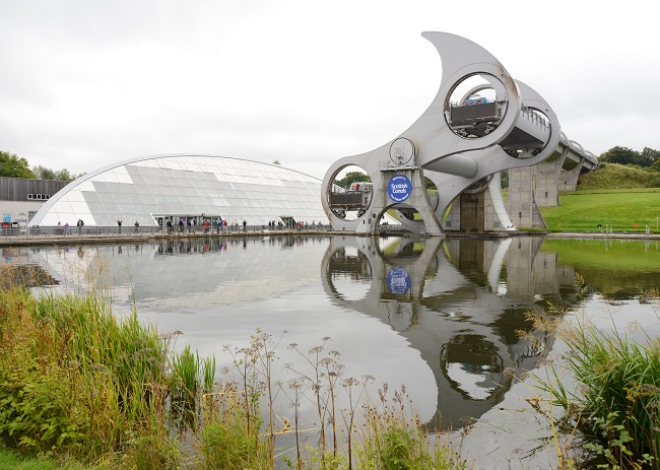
[577,163,660,190]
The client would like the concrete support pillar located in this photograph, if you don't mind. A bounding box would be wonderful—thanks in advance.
[506,167,535,229]
[558,164,583,192]
[534,160,562,207]
[444,199,461,232]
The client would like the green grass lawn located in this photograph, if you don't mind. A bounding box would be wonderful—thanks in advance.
[0,447,103,470]
[540,188,660,233]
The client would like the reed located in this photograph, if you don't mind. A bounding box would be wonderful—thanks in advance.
[0,270,468,469]
[526,288,660,469]
[0,282,187,465]
[352,383,470,470]
[198,385,269,469]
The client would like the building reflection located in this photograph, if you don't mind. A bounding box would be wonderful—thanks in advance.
[29,235,331,309]
[321,235,578,430]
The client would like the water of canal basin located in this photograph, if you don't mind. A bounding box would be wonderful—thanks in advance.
[5,235,660,469]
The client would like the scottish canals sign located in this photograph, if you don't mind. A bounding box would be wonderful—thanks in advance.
[387,174,412,203]
[386,267,411,295]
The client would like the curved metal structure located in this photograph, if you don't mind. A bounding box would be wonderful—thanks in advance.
[322,32,591,234]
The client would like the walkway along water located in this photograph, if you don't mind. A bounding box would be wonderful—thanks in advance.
[1,225,659,248]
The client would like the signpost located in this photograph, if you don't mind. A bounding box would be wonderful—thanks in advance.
[387,174,412,204]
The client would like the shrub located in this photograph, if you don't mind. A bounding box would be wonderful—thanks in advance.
[0,288,175,462]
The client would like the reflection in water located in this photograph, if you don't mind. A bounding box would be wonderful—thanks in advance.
[8,235,655,443]
[541,238,660,300]
[442,334,502,400]
[33,236,330,310]
[322,236,554,430]
[0,263,59,288]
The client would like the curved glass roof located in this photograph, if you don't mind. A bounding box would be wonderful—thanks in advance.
[30,154,328,227]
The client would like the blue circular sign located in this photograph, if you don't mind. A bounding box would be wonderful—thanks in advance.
[387,175,412,203]
[386,267,411,295]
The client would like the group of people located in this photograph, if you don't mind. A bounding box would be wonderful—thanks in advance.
[160,217,252,234]
[116,220,141,234]
[56,217,323,237]
[165,217,215,234]
[57,219,142,236]
[58,218,85,236]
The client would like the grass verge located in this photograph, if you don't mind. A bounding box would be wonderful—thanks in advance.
[540,189,660,233]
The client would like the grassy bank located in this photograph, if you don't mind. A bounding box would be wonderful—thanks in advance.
[539,188,660,233]
[577,163,660,190]
[0,284,469,470]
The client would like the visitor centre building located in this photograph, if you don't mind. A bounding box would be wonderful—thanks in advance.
[29,154,330,229]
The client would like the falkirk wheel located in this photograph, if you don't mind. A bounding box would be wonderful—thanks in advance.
[322,32,569,235]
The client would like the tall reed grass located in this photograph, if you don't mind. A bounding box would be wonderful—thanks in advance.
[525,287,660,469]
[0,281,214,468]
[0,274,469,469]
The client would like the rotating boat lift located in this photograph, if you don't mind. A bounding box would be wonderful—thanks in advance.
[322,32,589,235]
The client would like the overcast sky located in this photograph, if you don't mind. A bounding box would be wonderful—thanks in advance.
[1,0,657,179]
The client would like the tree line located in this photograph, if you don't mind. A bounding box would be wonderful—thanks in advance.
[599,146,660,169]
[0,150,84,181]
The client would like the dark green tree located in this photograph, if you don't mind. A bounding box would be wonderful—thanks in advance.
[334,171,370,189]
[641,147,660,167]
[33,165,81,181]
[0,151,36,178]
[599,146,649,167]
[55,168,75,181]
[32,165,57,180]
[651,158,660,172]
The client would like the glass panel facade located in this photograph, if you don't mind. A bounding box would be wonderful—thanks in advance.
[30,155,329,227]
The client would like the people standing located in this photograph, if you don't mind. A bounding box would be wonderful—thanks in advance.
[77,218,84,235]
[117,220,122,234]
[64,222,70,236]
[134,221,140,233]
